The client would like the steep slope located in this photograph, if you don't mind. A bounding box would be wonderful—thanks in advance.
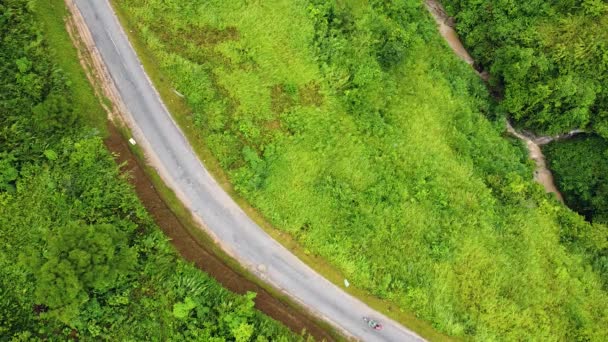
[115,0,608,340]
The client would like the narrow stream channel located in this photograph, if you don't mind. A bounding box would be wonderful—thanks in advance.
[425,0,565,202]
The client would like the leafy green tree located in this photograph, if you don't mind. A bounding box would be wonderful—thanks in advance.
[545,136,608,223]
[0,153,18,191]
[173,296,198,319]
[443,0,608,137]
[23,222,137,324]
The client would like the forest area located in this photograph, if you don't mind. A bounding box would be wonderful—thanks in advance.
[0,0,300,340]
[442,0,608,225]
[115,0,608,340]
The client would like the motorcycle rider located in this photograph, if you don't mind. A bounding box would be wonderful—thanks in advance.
[363,317,383,330]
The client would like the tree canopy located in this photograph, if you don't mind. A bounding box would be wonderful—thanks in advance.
[443,0,608,137]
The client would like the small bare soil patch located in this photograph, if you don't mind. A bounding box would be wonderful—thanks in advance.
[299,81,323,107]
[271,84,296,114]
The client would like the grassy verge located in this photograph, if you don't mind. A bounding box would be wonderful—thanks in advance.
[33,0,108,133]
[108,1,453,341]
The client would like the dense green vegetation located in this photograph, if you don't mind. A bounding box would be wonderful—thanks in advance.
[442,0,608,280]
[0,1,299,340]
[545,135,608,224]
[442,0,608,137]
[117,0,608,339]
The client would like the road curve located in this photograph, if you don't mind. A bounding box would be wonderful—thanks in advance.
[73,1,424,341]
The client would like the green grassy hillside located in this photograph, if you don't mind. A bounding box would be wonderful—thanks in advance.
[116,0,608,340]
[0,1,299,340]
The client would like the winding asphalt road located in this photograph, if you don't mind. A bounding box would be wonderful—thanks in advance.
[74,1,424,341]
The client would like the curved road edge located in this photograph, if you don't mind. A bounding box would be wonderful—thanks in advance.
[70,1,425,341]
